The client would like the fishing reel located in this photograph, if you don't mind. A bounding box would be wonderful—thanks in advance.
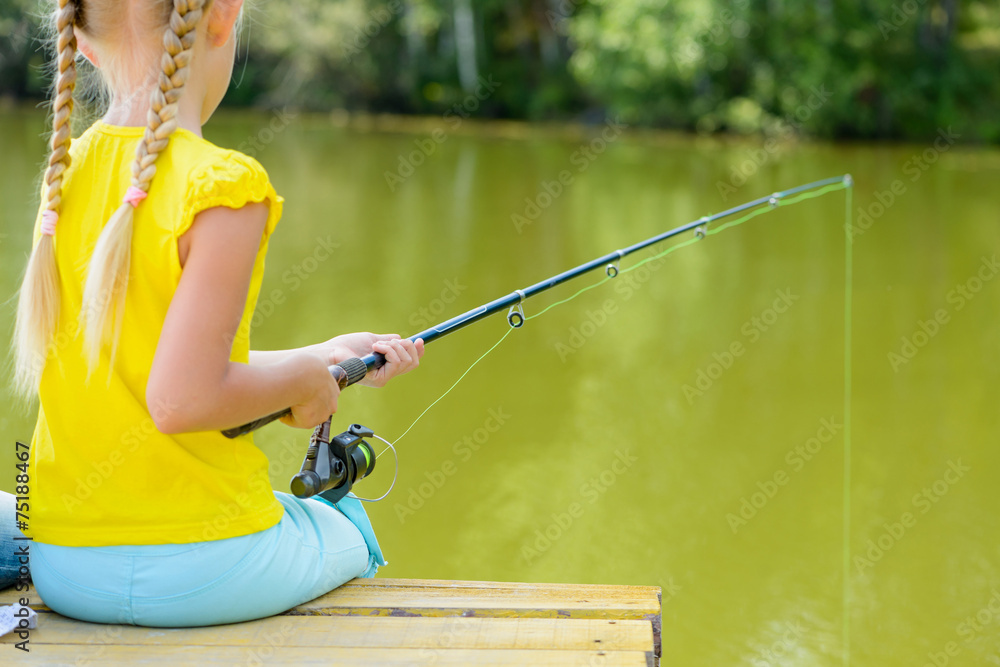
[290,422,376,503]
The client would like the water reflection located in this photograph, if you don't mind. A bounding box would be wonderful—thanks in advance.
[1,109,997,665]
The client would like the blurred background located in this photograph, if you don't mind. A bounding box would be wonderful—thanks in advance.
[2,1,999,666]
[1,0,999,140]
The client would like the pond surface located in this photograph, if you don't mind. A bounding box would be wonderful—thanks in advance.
[1,108,998,665]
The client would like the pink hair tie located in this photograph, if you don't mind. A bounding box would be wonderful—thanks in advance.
[123,185,148,208]
[40,210,58,237]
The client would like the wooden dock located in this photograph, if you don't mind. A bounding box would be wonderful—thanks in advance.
[1,578,662,665]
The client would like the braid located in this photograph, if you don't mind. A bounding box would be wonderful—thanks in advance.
[46,0,77,212]
[13,0,77,396]
[80,0,209,370]
[135,0,207,190]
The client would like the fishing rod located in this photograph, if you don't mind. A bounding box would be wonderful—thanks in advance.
[223,174,850,443]
[224,174,851,503]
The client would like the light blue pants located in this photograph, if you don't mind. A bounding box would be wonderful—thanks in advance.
[26,492,385,627]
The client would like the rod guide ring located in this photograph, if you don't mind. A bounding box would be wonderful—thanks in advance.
[507,304,525,328]
[606,249,624,277]
[694,217,710,239]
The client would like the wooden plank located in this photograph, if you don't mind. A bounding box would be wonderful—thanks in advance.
[290,577,663,661]
[0,586,44,609]
[1,615,652,652]
[5,645,651,666]
[292,578,662,618]
[332,578,662,597]
[1,579,662,618]
[1,579,662,664]
[330,577,659,596]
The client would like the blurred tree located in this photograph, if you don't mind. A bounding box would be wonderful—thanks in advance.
[2,0,997,142]
[0,0,47,98]
[567,0,1000,141]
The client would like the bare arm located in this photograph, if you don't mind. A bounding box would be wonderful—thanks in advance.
[248,348,318,365]
[249,333,424,388]
[147,203,339,434]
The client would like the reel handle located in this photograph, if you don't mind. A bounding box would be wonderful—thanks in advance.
[220,357,371,438]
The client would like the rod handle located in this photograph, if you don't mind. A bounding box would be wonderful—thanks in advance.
[221,358,369,438]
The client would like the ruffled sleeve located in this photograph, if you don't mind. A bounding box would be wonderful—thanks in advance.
[178,151,283,239]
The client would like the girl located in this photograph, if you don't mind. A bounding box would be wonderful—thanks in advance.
[12,0,424,626]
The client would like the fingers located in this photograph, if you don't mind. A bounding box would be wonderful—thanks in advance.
[355,338,424,388]
[393,341,414,366]
[296,393,338,427]
[372,338,422,373]
[284,404,335,429]
[403,338,422,362]
[284,354,341,428]
[374,339,401,365]
[380,339,419,364]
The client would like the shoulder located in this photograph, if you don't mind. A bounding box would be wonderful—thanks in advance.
[173,130,274,197]
[171,131,284,239]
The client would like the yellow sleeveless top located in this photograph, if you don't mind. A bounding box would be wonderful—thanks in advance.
[27,122,285,546]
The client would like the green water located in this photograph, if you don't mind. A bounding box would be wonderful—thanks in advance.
[1,108,998,665]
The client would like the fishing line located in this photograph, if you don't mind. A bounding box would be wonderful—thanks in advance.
[223,177,853,440]
[355,433,399,502]
[373,179,852,464]
[842,183,853,667]
[528,179,851,324]
[525,275,613,320]
[375,327,515,458]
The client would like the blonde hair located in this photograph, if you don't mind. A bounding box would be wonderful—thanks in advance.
[12,0,77,397]
[14,0,211,395]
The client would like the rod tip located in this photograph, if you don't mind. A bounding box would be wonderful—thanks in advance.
[843,174,853,187]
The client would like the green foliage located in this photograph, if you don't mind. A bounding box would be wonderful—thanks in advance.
[0,0,48,98]
[2,0,998,142]
[568,0,1000,142]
